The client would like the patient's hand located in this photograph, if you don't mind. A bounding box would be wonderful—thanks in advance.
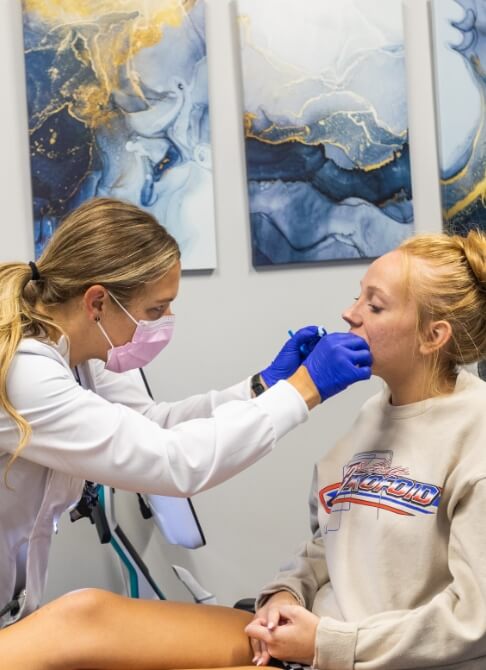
[247,592,310,666]
[246,603,319,666]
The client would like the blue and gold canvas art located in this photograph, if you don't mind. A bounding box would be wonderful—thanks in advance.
[236,0,414,266]
[22,0,217,269]
[431,0,486,235]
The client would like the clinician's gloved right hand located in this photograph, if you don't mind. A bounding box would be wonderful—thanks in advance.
[260,325,324,388]
[303,332,372,402]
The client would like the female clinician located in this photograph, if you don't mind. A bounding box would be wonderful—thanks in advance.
[0,197,372,639]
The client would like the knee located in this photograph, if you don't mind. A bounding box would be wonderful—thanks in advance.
[27,589,120,670]
[51,588,116,627]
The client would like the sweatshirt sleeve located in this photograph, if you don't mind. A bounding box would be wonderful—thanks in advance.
[2,352,308,496]
[256,467,329,610]
[313,478,486,670]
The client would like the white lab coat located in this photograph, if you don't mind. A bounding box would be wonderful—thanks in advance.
[0,337,308,626]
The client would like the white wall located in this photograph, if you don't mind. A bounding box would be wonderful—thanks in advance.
[0,0,442,607]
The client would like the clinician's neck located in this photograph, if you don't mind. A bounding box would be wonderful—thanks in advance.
[385,368,456,406]
[36,302,100,368]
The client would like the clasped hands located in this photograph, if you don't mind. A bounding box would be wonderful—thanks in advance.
[245,591,319,667]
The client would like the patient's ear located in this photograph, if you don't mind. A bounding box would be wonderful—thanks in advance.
[419,320,452,355]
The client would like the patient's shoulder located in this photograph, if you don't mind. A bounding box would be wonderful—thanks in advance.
[451,369,486,416]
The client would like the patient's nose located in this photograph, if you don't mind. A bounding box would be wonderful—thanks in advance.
[342,303,362,329]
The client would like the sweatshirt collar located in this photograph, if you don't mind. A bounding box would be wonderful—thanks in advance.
[379,369,481,420]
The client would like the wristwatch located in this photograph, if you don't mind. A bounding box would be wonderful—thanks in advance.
[251,373,266,397]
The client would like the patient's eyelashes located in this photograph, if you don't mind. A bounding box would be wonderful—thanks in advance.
[353,296,383,314]
[368,304,383,314]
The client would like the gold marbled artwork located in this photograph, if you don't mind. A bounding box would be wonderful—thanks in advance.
[23,0,217,269]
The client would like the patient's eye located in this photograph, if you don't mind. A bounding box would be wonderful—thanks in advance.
[368,303,383,314]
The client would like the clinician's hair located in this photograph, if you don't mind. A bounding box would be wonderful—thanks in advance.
[399,229,486,390]
[0,197,180,481]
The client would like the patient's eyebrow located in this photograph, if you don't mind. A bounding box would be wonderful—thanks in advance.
[365,285,389,300]
[358,280,390,300]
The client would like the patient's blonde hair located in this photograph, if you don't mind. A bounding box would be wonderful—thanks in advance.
[0,197,180,480]
[399,229,486,392]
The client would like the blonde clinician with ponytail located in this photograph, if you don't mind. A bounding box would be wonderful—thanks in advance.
[0,196,372,668]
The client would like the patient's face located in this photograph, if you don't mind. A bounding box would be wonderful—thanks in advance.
[342,250,419,382]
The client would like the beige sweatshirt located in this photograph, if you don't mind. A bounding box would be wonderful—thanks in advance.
[257,370,486,670]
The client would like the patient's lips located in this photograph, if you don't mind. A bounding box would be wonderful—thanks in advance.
[346,328,374,368]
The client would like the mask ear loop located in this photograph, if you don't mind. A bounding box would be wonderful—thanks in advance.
[95,316,115,348]
[107,290,139,326]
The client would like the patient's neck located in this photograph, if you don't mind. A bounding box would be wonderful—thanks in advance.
[386,369,456,406]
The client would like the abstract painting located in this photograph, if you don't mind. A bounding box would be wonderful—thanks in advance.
[431,0,486,235]
[236,0,414,266]
[22,0,217,270]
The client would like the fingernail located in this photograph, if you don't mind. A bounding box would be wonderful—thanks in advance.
[267,623,275,630]
[252,657,258,664]
[257,660,264,667]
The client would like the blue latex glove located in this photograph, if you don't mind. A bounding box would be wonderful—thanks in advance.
[303,332,372,402]
[261,325,326,387]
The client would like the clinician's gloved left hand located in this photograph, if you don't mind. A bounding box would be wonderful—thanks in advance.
[261,326,325,387]
[303,332,372,402]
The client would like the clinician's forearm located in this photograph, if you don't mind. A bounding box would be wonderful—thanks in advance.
[85,361,253,428]
[146,379,252,427]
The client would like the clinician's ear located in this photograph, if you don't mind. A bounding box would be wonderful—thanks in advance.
[82,285,109,322]
[419,320,452,356]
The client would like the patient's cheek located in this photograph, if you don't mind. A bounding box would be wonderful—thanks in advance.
[368,326,412,374]
[365,334,386,371]
[369,348,378,372]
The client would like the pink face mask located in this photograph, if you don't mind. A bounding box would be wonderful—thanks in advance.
[97,292,175,373]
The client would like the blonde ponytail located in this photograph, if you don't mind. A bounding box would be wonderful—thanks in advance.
[0,263,63,483]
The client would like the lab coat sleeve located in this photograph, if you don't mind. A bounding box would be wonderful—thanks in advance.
[311,478,486,670]
[88,359,252,427]
[3,352,308,496]
[256,467,329,610]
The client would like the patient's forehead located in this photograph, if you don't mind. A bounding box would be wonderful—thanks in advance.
[362,250,407,296]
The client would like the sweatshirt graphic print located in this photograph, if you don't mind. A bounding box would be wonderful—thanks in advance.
[320,450,442,532]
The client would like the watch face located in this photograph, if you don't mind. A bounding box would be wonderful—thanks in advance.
[251,378,265,396]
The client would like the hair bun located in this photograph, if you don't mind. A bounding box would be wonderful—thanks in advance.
[460,230,486,290]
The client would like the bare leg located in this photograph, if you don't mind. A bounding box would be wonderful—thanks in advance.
[88,668,257,670]
[0,588,254,670]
